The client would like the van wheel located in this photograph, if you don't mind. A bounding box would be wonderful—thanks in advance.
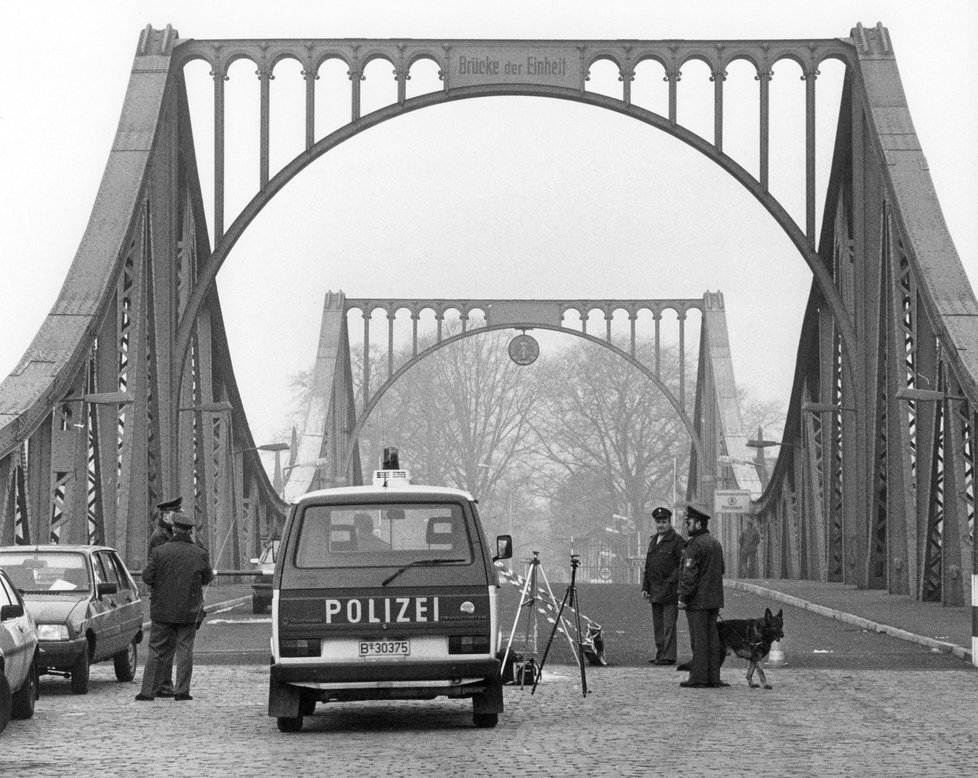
[70,650,90,695]
[277,714,303,733]
[11,658,38,719]
[473,712,498,728]
[0,674,11,733]
[114,640,138,682]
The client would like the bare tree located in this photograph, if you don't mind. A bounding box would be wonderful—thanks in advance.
[531,341,689,536]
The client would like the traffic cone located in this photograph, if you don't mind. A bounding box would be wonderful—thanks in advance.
[766,640,787,667]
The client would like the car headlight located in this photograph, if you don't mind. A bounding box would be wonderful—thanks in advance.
[38,623,70,641]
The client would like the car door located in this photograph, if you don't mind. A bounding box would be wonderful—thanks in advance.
[88,553,120,660]
[0,572,32,691]
[105,551,142,646]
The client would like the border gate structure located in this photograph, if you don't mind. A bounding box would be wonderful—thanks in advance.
[0,24,976,658]
[283,291,763,525]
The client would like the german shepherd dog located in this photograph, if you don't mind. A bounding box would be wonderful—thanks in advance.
[717,608,784,689]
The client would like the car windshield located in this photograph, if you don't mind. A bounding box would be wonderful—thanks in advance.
[293,502,472,569]
[0,551,91,593]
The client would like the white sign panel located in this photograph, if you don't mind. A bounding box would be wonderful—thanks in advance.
[449,45,581,89]
[714,489,752,514]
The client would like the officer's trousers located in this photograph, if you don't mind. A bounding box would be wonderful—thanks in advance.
[685,608,721,685]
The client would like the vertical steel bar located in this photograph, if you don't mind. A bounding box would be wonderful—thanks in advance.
[304,67,316,150]
[259,67,271,189]
[805,67,817,247]
[362,312,370,412]
[758,68,770,190]
[212,67,226,244]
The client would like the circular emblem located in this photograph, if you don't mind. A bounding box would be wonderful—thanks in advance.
[460,601,475,614]
[508,334,539,366]
[598,567,612,581]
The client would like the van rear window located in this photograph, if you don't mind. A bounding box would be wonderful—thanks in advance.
[292,502,473,568]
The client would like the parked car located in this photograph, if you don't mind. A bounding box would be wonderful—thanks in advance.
[250,540,279,614]
[0,567,39,733]
[0,546,143,694]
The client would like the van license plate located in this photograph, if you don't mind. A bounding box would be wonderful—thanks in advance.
[359,639,410,658]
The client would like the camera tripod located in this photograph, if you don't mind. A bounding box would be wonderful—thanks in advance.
[533,554,589,698]
[501,551,579,689]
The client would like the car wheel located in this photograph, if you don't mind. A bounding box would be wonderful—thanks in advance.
[0,673,11,733]
[114,640,138,682]
[11,658,38,719]
[70,650,90,695]
[277,714,303,733]
[473,712,498,728]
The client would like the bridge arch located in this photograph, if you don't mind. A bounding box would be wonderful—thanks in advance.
[339,321,707,482]
[174,79,856,393]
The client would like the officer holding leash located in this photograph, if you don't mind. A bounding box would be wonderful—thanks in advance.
[642,506,685,666]
[677,505,727,688]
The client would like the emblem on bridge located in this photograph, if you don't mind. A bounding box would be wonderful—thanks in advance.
[508,334,540,366]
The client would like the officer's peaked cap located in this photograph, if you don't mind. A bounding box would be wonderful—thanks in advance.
[157,496,182,512]
[170,510,196,528]
[685,505,711,523]
[651,506,673,520]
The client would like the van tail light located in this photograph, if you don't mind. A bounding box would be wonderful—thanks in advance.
[280,639,321,657]
[448,635,491,655]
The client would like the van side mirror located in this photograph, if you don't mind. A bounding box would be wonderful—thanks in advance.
[493,535,513,561]
[1,603,25,620]
[97,582,118,597]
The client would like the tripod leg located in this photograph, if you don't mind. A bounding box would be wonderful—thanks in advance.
[501,562,535,677]
[571,585,588,697]
[537,562,582,660]
[531,585,572,695]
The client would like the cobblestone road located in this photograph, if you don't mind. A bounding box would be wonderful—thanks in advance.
[3,660,975,777]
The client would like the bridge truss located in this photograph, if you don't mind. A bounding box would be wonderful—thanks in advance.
[0,24,974,637]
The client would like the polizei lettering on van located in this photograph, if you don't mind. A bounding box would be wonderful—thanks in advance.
[325,596,441,625]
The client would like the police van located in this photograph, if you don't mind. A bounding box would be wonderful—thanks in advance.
[267,458,512,732]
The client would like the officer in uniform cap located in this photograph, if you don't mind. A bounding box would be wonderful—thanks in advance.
[677,505,726,688]
[642,506,685,665]
[137,507,212,701]
[145,496,183,697]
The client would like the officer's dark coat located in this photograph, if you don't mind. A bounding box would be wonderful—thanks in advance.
[642,528,685,604]
[678,528,725,609]
[142,532,213,624]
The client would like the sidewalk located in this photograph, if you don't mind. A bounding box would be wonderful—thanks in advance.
[727,577,974,664]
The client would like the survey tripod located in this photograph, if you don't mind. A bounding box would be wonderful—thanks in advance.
[532,553,589,697]
[501,551,580,690]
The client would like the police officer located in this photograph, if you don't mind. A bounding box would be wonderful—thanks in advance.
[677,505,726,688]
[641,506,685,665]
[146,496,182,697]
[136,510,213,701]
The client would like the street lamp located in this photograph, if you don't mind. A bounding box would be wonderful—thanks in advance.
[801,402,856,413]
[894,387,967,402]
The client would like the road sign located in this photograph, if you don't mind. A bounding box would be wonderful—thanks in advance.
[714,489,752,514]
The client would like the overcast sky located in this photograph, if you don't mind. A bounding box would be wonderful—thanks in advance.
[2,1,976,448]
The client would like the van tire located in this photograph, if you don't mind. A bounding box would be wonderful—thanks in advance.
[473,712,498,728]
[277,714,303,733]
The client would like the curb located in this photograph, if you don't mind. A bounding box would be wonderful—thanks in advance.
[725,580,973,664]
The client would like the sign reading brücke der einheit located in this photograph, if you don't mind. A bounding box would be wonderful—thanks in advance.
[449,46,581,89]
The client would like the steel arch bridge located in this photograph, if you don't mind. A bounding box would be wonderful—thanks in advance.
[0,24,975,648]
